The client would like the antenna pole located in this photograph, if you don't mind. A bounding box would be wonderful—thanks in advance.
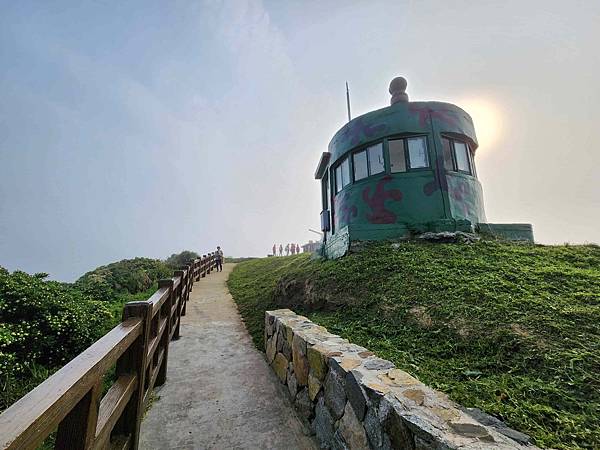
[346,81,352,122]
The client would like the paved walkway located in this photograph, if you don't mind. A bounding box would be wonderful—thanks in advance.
[140,263,316,450]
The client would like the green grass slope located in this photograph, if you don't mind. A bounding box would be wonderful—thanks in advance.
[227,241,600,449]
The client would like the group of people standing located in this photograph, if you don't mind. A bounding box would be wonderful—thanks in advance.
[272,243,301,256]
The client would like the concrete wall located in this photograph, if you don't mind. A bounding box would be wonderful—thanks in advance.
[477,223,535,242]
[265,309,538,450]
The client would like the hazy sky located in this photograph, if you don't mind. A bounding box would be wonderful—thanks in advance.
[1,0,599,281]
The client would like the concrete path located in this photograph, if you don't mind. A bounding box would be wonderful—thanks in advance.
[140,263,316,450]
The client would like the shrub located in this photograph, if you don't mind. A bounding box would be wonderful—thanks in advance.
[0,268,113,410]
[164,250,200,269]
[74,258,171,300]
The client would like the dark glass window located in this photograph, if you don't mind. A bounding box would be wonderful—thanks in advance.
[367,143,385,175]
[407,137,429,168]
[442,138,454,170]
[388,139,406,173]
[335,165,342,193]
[353,150,368,181]
[341,158,350,188]
[334,158,351,193]
[454,141,471,173]
[322,173,330,210]
[443,137,474,175]
[469,149,477,177]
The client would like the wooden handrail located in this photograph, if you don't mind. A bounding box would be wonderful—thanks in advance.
[0,253,219,450]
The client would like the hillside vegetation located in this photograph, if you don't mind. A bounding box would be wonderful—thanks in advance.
[0,269,113,410]
[0,251,196,412]
[227,241,600,450]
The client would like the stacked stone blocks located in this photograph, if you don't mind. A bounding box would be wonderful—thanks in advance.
[265,309,538,450]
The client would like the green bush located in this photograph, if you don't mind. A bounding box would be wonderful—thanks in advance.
[74,257,171,300]
[165,250,200,269]
[0,268,113,410]
[0,255,182,413]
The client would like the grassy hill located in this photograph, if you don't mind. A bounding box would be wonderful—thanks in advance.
[227,241,600,450]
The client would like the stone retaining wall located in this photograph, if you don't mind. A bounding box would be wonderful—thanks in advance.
[265,309,538,450]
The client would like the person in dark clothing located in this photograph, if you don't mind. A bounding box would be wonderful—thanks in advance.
[215,246,224,272]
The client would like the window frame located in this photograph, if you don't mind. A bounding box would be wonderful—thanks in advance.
[388,138,407,173]
[340,157,350,188]
[349,141,385,184]
[332,134,435,196]
[453,141,471,174]
[334,155,352,194]
[322,172,330,211]
[441,136,475,176]
[352,149,369,182]
[405,136,430,170]
[366,142,385,177]
[335,141,386,189]
[335,164,343,193]
[386,134,431,173]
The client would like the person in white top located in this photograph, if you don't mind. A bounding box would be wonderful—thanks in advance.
[215,246,224,272]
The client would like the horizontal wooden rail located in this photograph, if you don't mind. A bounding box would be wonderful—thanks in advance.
[0,253,218,450]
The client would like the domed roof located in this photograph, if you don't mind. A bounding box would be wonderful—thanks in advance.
[328,78,478,163]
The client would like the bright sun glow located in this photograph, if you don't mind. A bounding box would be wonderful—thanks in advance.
[459,98,503,150]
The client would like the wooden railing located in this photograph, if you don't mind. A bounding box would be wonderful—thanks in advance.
[0,254,218,450]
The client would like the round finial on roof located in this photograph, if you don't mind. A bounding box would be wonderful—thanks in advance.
[389,76,409,105]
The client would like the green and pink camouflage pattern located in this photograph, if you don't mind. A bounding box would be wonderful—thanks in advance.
[315,78,533,258]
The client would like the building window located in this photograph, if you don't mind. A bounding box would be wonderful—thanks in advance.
[388,139,406,173]
[341,158,350,187]
[388,136,429,172]
[335,157,351,193]
[441,138,454,171]
[322,173,330,210]
[354,143,384,181]
[367,143,385,175]
[469,149,477,177]
[454,142,471,173]
[442,137,474,175]
[407,137,429,169]
[335,165,342,193]
[353,150,368,181]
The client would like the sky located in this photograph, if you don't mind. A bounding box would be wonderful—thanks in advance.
[1,0,599,281]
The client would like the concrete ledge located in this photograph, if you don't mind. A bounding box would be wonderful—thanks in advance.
[477,223,534,242]
[265,309,539,450]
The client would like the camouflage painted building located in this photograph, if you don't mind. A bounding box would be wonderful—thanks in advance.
[315,77,533,258]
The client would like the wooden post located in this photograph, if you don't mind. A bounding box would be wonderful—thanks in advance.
[184,265,189,311]
[186,263,193,291]
[202,255,207,277]
[115,301,152,450]
[173,270,185,337]
[54,381,102,450]
[184,265,192,315]
[181,267,188,317]
[156,279,173,387]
